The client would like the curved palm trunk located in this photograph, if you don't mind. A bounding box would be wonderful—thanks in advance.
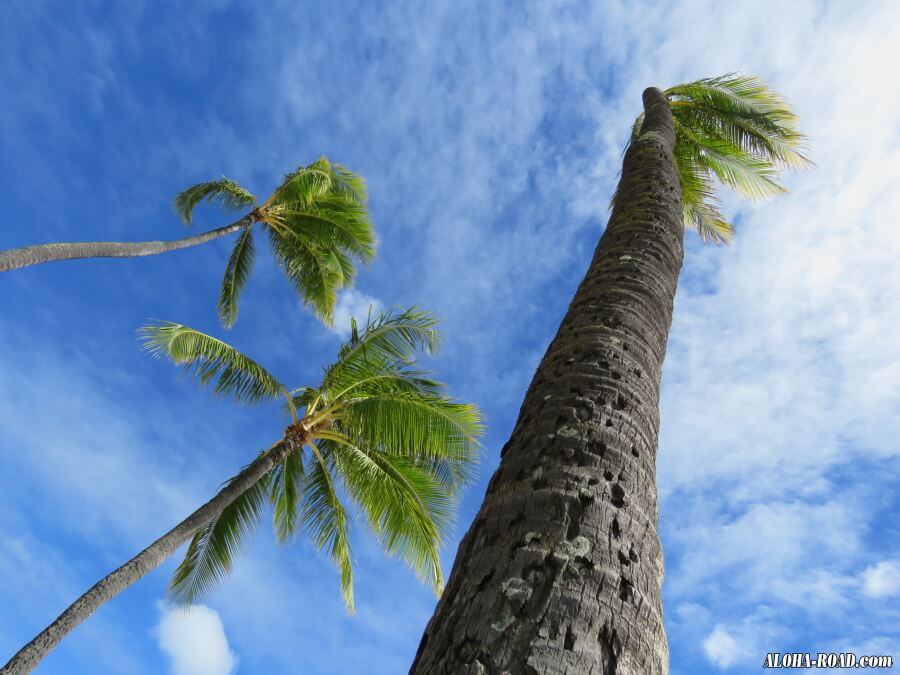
[410,88,683,675]
[0,217,253,273]
[1,440,293,675]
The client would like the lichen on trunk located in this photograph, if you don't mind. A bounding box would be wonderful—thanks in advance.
[409,87,683,675]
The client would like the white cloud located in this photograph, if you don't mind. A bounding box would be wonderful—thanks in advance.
[331,288,384,339]
[861,561,900,599]
[703,626,743,669]
[156,605,238,675]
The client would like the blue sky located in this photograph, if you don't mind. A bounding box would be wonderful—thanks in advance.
[2,1,899,673]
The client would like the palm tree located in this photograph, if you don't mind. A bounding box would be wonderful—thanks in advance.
[2,308,483,675]
[0,157,376,327]
[410,75,810,674]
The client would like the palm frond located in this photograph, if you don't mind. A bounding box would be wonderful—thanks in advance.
[615,74,810,243]
[322,308,441,396]
[341,391,482,487]
[139,321,286,404]
[267,226,343,324]
[672,118,786,201]
[174,178,257,225]
[168,471,271,605]
[298,449,355,611]
[279,204,376,263]
[270,158,368,209]
[218,226,256,328]
[685,199,733,245]
[271,447,306,543]
[332,442,451,595]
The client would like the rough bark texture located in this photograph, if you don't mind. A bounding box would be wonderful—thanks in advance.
[410,88,683,675]
[1,440,295,675]
[0,217,252,273]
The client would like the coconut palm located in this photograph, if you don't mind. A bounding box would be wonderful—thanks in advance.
[2,308,483,675]
[410,75,810,674]
[0,157,376,327]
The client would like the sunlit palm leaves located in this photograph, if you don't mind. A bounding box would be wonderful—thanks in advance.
[173,157,376,327]
[218,226,255,328]
[174,178,257,225]
[169,466,272,606]
[622,74,811,243]
[139,321,287,405]
[142,308,483,611]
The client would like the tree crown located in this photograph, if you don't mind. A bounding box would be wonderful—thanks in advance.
[622,74,811,243]
[139,307,483,611]
[174,157,376,327]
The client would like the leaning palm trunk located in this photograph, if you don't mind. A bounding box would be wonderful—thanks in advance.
[410,88,682,674]
[0,217,252,273]
[1,440,294,675]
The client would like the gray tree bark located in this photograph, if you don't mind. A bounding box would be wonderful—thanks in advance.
[410,87,683,675]
[1,440,295,675]
[0,217,252,273]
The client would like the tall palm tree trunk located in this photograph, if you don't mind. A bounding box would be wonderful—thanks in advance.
[410,87,683,675]
[0,216,253,273]
[1,440,294,675]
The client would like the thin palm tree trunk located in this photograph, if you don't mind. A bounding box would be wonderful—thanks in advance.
[410,87,683,674]
[0,216,253,273]
[1,440,293,675]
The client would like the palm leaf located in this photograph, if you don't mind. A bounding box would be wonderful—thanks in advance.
[168,471,271,605]
[271,158,368,209]
[279,204,376,262]
[616,74,809,243]
[298,450,355,611]
[174,178,257,225]
[333,442,452,594]
[341,391,482,483]
[322,308,441,395]
[672,118,786,200]
[267,226,344,324]
[218,225,256,328]
[271,446,306,543]
[139,321,286,404]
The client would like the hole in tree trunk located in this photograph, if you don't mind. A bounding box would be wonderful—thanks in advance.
[564,625,576,651]
[611,483,626,508]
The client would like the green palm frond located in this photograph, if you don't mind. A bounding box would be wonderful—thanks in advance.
[278,204,376,262]
[298,449,355,611]
[270,157,368,209]
[139,321,286,404]
[322,308,441,397]
[174,178,257,225]
[672,117,785,201]
[666,75,811,166]
[271,447,305,543]
[267,226,344,324]
[333,442,451,595]
[218,226,256,328]
[617,74,810,243]
[341,391,482,485]
[169,470,271,605]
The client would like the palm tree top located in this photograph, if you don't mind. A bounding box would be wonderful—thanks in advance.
[174,156,377,327]
[139,307,483,611]
[619,74,812,243]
